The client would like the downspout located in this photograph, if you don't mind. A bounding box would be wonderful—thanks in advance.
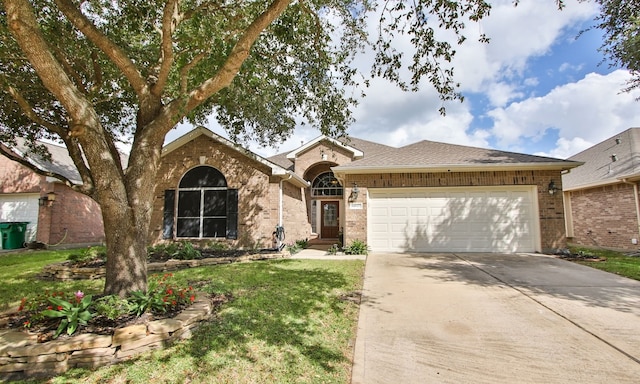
[621,179,640,243]
[277,175,293,249]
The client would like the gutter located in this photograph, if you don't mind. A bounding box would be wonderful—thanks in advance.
[332,161,584,177]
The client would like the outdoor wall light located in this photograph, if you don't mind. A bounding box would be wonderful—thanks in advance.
[548,180,559,195]
[348,183,360,202]
[39,191,57,207]
[321,150,327,161]
[611,154,618,162]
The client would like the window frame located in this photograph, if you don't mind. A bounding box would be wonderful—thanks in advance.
[311,172,343,197]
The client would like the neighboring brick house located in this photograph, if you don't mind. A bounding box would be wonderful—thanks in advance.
[562,128,640,250]
[0,140,105,248]
[152,126,581,253]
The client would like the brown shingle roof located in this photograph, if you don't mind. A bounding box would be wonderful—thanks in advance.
[563,128,640,190]
[267,136,393,170]
[5,138,130,185]
[333,139,580,173]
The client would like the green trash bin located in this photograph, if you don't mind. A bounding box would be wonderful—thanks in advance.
[0,222,28,250]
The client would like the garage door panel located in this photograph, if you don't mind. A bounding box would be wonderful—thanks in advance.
[368,187,538,253]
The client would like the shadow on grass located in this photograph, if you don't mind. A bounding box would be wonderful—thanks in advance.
[180,259,354,374]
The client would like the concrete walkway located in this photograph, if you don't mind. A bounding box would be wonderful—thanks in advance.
[289,247,366,260]
[351,252,640,384]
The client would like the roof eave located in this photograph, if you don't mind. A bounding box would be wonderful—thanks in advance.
[285,136,364,160]
[279,171,310,188]
[162,126,294,179]
[563,170,640,191]
[332,162,583,176]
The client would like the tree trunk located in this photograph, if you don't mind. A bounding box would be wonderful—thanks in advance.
[102,207,148,296]
[100,97,165,297]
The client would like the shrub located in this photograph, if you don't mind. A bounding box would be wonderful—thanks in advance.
[327,244,340,255]
[343,239,369,255]
[286,239,308,255]
[147,241,201,260]
[93,295,133,320]
[67,246,106,263]
[207,240,230,251]
[129,273,196,316]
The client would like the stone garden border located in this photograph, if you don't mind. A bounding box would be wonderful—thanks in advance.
[39,251,288,280]
[0,251,288,381]
[0,293,213,381]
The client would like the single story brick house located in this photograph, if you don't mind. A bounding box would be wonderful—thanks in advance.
[563,127,640,250]
[150,126,581,253]
[0,140,105,248]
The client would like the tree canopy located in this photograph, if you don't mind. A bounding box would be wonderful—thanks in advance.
[590,0,640,94]
[0,0,496,295]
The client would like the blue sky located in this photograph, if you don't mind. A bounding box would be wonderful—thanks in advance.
[167,0,640,160]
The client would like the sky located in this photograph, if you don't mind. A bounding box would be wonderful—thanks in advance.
[166,0,640,160]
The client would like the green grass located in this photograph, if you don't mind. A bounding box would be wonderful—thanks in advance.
[0,249,104,312]
[567,245,640,281]
[0,250,364,383]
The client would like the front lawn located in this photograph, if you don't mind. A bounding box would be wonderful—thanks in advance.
[0,249,104,311]
[566,245,640,281]
[0,249,364,383]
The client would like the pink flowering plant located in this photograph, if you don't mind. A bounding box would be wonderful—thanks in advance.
[41,291,93,338]
[13,275,196,339]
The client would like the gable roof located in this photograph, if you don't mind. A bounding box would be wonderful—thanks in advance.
[563,128,640,190]
[285,136,364,160]
[163,126,309,187]
[268,136,394,170]
[332,139,582,175]
[2,139,82,184]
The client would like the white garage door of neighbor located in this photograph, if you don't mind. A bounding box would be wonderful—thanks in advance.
[368,186,539,253]
[0,194,39,243]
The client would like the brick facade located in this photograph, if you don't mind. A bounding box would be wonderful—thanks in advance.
[150,131,570,254]
[567,183,640,250]
[340,170,567,253]
[149,135,311,248]
[0,155,105,246]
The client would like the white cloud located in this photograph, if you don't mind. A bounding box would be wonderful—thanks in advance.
[165,0,634,165]
[488,70,640,158]
[534,136,593,159]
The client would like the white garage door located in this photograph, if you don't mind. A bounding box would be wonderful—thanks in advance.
[368,186,539,253]
[0,194,39,243]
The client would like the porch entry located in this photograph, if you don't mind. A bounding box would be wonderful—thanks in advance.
[321,201,339,239]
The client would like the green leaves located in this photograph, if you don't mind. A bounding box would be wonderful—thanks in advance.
[41,294,94,338]
[373,0,491,108]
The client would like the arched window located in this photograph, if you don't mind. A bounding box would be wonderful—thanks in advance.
[164,166,238,239]
[311,172,343,196]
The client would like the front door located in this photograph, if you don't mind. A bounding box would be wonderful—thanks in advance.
[321,201,339,239]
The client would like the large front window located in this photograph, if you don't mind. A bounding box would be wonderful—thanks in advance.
[176,166,230,238]
[312,172,343,196]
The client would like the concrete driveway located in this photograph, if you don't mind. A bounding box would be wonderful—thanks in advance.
[351,253,640,384]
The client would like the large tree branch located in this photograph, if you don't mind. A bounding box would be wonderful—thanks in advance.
[6,0,122,199]
[152,0,180,97]
[180,52,208,94]
[183,0,292,112]
[5,0,97,127]
[0,143,93,194]
[53,0,147,96]
[6,86,65,135]
[59,137,96,195]
[7,86,96,194]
